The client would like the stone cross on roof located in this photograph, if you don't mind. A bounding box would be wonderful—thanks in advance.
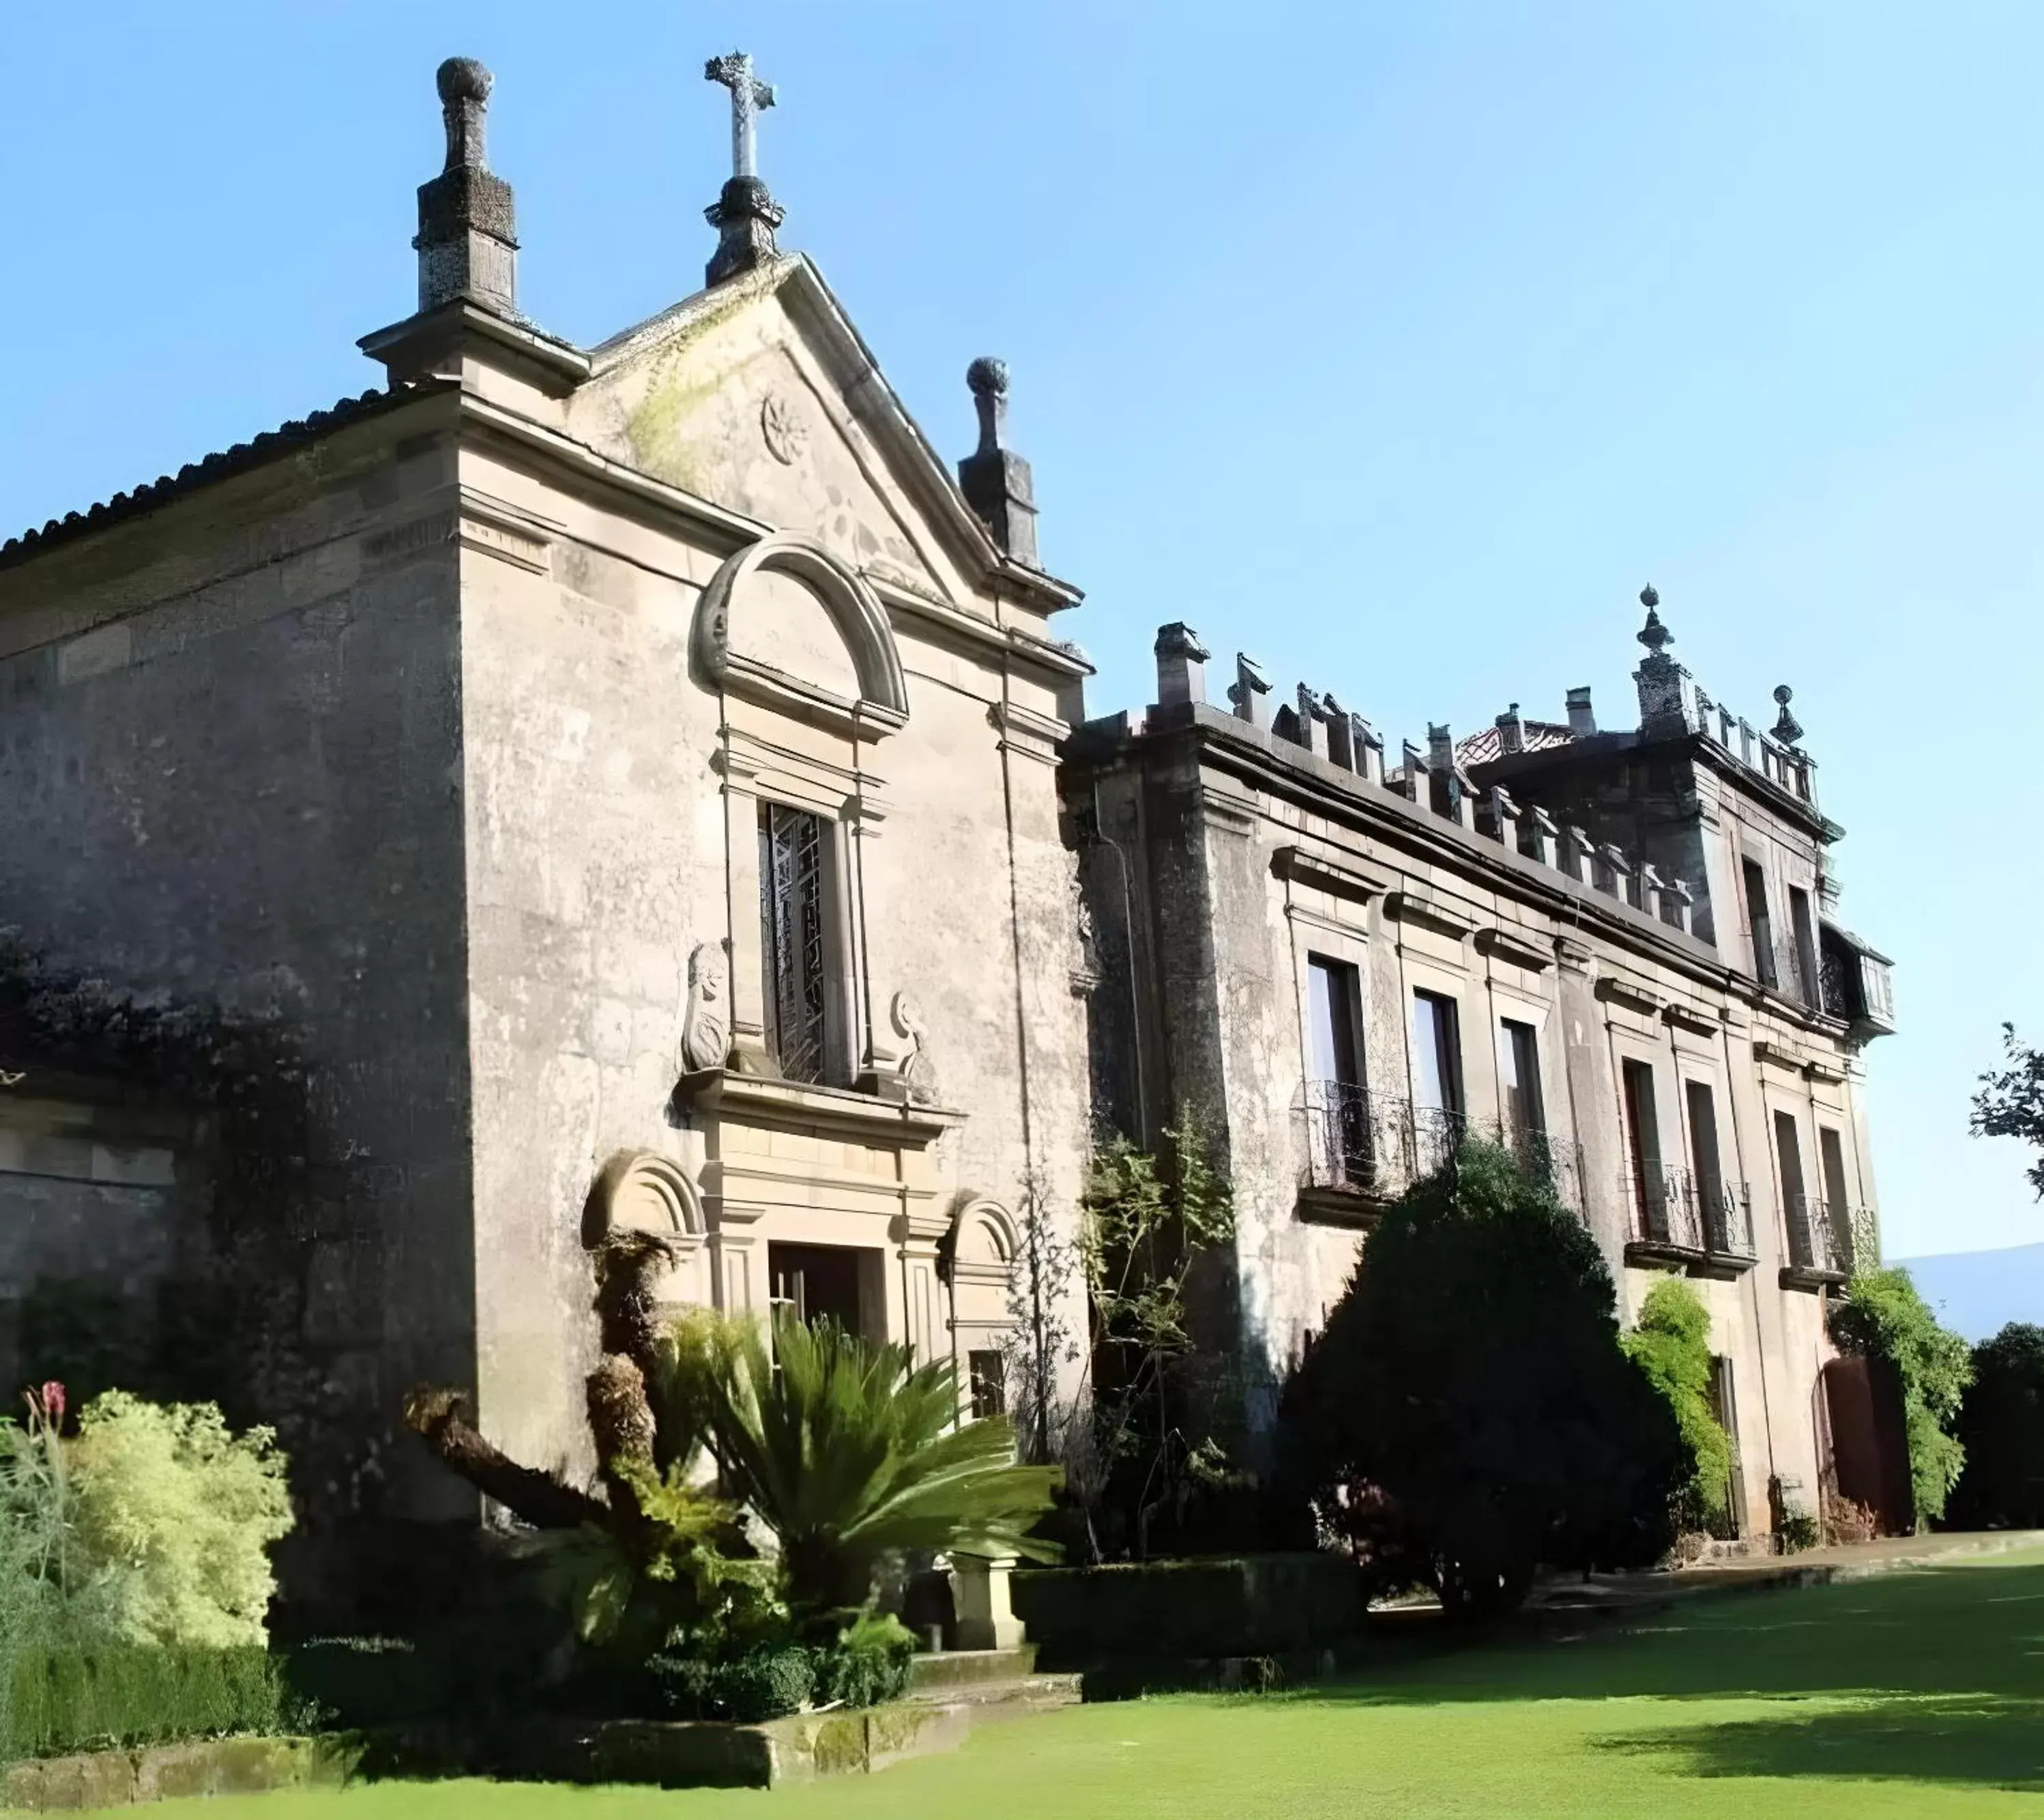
[702,51,785,288]
[705,51,775,181]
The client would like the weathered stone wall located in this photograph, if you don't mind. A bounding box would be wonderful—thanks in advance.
[0,400,481,1596]
[1067,698,1877,1537]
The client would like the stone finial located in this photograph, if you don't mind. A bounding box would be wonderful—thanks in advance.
[1635,583,1672,656]
[1633,583,1697,734]
[958,358,1039,566]
[1565,686,1596,737]
[703,51,785,287]
[1227,655,1272,729]
[1496,703,1525,755]
[1153,623,1210,707]
[1772,684,1804,746]
[414,57,519,317]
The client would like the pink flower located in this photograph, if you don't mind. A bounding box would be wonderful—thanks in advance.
[35,1381,64,1424]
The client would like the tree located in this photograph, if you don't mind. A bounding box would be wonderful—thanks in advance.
[660,1309,1062,1623]
[1972,1025,2044,1198]
[1948,1323,2044,1531]
[1281,1141,1684,1616]
[1621,1280,1734,1533]
[1829,1266,1972,1528]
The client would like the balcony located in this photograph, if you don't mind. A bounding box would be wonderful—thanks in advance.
[1622,1164,1757,1274]
[1781,1193,1853,1290]
[1295,1083,1584,1222]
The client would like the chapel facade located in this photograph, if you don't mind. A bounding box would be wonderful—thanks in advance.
[0,57,1092,1587]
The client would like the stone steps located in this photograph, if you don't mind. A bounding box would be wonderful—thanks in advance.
[904,1673,1083,1716]
[906,1645,1039,1691]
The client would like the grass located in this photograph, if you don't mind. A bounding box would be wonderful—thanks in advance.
[131,1549,2044,1817]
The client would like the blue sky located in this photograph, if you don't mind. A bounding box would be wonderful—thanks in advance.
[2,3,2039,1260]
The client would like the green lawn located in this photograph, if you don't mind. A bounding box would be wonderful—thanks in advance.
[148,1549,2044,1818]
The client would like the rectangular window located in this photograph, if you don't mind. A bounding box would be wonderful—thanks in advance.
[1411,991,1463,1117]
[1710,1355,1745,1539]
[1498,1018,1545,1145]
[1684,1078,1717,1209]
[1789,886,1820,1008]
[1411,990,1464,1173]
[967,1350,1007,1421]
[1820,1125,1852,1242]
[759,802,830,1084]
[1623,1057,1668,1240]
[1306,956,1364,1087]
[1743,857,1778,989]
[1775,1110,1814,1265]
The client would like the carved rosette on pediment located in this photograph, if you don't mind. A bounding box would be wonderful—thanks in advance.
[678,940,732,1077]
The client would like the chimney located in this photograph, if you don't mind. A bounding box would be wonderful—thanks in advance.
[1154,623,1210,707]
[415,59,519,317]
[959,359,1039,566]
[1495,703,1525,755]
[1565,686,1597,737]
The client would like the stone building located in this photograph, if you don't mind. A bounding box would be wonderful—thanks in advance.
[0,56,1090,1592]
[0,50,1903,1584]
[1062,600,1897,1540]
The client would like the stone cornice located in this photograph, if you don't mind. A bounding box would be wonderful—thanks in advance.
[1077,702,1759,1004]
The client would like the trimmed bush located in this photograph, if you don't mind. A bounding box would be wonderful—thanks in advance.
[3,1645,286,1763]
[1012,1554,1361,1668]
[1279,1142,1684,1614]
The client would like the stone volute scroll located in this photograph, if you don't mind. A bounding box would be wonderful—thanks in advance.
[678,941,731,1077]
[691,533,910,739]
[890,990,939,1104]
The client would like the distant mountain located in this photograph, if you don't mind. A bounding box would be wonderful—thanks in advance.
[1894,1243,2044,1342]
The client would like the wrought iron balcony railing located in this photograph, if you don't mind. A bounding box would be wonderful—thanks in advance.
[1784,1192,1851,1280]
[1296,1082,1584,1215]
[1623,1164,1757,1265]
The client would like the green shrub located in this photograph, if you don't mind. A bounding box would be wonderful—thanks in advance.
[69,1392,293,1648]
[1830,1267,1972,1527]
[1279,1141,1685,1615]
[1948,1323,2044,1530]
[646,1643,815,1723]
[3,1644,285,1762]
[811,1611,916,1709]
[1621,1280,1734,1531]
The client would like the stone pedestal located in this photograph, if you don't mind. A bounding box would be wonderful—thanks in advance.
[950,1554,1025,1651]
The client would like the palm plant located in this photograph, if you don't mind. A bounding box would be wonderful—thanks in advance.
[660,1310,1062,1619]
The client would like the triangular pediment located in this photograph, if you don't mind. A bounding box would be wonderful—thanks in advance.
[567,258,1030,614]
